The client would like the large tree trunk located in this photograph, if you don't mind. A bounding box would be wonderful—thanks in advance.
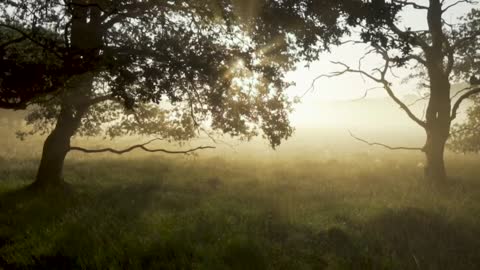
[32,112,80,190]
[30,74,93,190]
[422,0,452,183]
[30,1,101,191]
[424,129,448,182]
[423,72,451,183]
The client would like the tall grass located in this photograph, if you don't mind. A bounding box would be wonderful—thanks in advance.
[0,153,479,269]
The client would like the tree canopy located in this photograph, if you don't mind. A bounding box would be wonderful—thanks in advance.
[1,0,359,148]
[0,0,358,189]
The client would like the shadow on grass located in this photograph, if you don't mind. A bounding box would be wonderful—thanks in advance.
[1,181,479,270]
[0,178,195,269]
[360,207,480,270]
[0,187,77,270]
[126,207,480,270]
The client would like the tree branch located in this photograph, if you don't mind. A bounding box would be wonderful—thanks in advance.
[69,138,215,155]
[388,23,430,51]
[0,36,26,48]
[392,0,429,10]
[442,0,475,13]
[0,24,63,59]
[86,95,113,106]
[328,60,427,128]
[451,87,480,120]
[451,86,474,99]
[349,131,423,151]
[452,34,480,50]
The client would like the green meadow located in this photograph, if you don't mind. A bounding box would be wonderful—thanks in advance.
[1,151,479,269]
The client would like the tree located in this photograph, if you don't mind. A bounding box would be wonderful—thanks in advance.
[449,9,480,153]
[1,0,348,190]
[308,1,480,182]
[450,97,480,152]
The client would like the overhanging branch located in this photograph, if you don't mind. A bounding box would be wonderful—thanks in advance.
[69,138,215,155]
[349,131,423,151]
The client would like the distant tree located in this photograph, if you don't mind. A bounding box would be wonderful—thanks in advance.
[1,0,347,190]
[307,1,480,182]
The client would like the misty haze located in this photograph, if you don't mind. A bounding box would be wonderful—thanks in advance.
[1,0,480,269]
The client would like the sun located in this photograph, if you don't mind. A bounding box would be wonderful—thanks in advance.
[235,59,245,69]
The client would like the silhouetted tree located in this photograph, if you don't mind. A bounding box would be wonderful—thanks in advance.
[448,9,480,153]
[1,0,348,190]
[449,96,480,153]
[310,1,479,182]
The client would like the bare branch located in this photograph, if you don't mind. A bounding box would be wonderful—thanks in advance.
[392,0,429,10]
[398,55,428,67]
[329,60,427,128]
[442,0,476,13]
[451,86,474,99]
[300,68,350,98]
[69,138,215,155]
[451,87,480,120]
[349,131,423,151]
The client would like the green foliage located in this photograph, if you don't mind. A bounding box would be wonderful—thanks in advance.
[448,9,480,153]
[451,8,480,81]
[4,0,334,147]
[450,96,480,153]
[4,0,393,148]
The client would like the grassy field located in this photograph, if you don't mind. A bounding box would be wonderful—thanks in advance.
[0,152,480,270]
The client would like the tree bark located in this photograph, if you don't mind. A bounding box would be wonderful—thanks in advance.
[424,130,448,182]
[30,74,93,190]
[423,72,451,183]
[421,0,452,183]
[30,1,102,191]
[32,116,78,190]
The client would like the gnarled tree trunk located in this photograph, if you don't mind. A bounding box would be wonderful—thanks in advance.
[30,1,101,190]
[33,112,80,189]
[30,74,93,190]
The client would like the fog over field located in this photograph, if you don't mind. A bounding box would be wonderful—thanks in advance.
[0,92,462,158]
[1,0,480,269]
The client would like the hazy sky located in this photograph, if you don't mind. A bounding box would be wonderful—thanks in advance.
[286,0,476,130]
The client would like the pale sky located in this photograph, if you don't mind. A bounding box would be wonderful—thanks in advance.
[286,0,477,129]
